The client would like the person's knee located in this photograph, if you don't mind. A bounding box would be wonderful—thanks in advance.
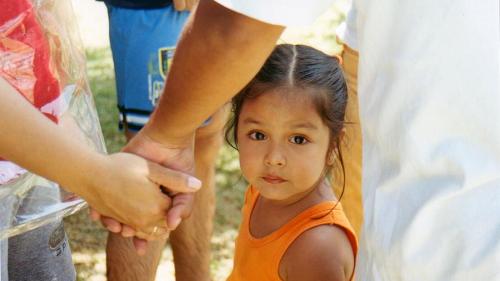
[195,105,230,163]
[107,233,166,281]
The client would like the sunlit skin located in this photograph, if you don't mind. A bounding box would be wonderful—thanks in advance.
[237,88,336,207]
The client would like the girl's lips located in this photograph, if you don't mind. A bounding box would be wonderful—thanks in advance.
[262,175,286,184]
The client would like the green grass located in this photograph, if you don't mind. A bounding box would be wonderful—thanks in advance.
[85,48,126,153]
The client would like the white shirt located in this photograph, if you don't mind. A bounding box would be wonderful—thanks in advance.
[214,0,500,280]
[213,0,333,27]
[356,1,500,280]
[336,2,358,50]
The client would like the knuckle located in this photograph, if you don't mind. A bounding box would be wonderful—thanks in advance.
[174,174,186,188]
[150,204,164,217]
[165,174,184,191]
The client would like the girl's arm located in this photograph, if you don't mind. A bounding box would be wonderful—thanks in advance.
[279,225,355,281]
[0,77,199,237]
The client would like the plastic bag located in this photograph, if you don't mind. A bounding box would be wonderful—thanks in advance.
[0,0,105,241]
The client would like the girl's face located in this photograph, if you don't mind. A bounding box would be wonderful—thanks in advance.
[237,89,333,204]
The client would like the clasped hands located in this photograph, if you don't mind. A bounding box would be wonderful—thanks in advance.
[86,128,199,255]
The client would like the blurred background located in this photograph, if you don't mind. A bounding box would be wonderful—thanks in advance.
[65,0,349,280]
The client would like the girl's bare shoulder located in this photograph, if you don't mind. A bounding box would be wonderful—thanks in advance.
[279,224,355,281]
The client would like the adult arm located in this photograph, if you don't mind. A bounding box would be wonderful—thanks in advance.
[0,77,199,237]
[142,0,284,145]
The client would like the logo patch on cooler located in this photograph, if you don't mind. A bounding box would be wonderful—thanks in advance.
[159,47,176,79]
[48,222,68,256]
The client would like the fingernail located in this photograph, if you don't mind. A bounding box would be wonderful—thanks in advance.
[188,177,202,190]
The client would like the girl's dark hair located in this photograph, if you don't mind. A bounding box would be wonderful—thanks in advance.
[225,44,348,198]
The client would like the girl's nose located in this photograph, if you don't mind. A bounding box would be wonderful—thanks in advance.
[264,145,286,167]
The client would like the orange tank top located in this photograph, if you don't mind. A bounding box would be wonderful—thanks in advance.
[227,186,358,281]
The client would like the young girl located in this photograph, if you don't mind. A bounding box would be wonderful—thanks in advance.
[226,44,357,281]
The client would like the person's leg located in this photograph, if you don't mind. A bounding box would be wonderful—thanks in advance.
[107,119,165,281]
[105,4,230,279]
[107,123,166,281]
[106,124,166,281]
[107,204,166,281]
[107,106,228,281]
[333,43,363,236]
[105,4,193,280]
[169,105,229,281]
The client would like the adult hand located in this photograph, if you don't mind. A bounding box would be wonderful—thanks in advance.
[84,151,200,240]
[125,128,198,230]
[92,128,199,254]
[0,76,198,242]
[173,0,198,11]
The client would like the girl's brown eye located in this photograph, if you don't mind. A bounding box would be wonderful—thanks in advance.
[289,135,308,144]
[249,131,266,140]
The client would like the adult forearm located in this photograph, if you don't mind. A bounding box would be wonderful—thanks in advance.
[1,78,200,235]
[146,0,284,143]
[0,78,101,195]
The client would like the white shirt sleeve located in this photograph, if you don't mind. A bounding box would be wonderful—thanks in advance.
[213,0,335,27]
[335,3,358,50]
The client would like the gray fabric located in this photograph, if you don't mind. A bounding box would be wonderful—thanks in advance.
[7,221,75,281]
[0,187,20,281]
[0,179,75,281]
[0,239,6,281]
